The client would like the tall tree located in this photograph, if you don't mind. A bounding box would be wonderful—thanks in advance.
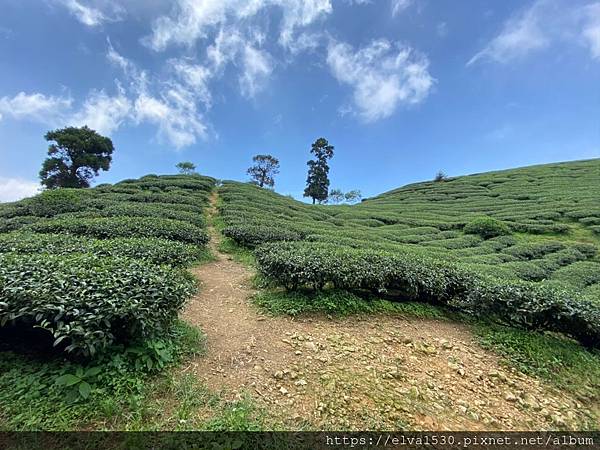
[39,126,114,189]
[176,161,197,175]
[247,154,280,188]
[303,137,334,204]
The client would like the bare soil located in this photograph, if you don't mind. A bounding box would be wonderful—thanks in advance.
[181,193,597,430]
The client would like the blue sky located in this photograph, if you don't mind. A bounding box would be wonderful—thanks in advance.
[0,0,599,202]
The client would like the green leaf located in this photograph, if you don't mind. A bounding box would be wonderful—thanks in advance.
[55,374,81,387]
[78,381,92,399]
[84,367,101,378]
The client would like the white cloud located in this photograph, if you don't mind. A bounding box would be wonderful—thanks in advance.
[0,177,40,203]
[71,87,132,135]
[0,92,72,125]
[57,0,124,27]
[582,3,600,60]
[391,0,412,17]
[134,88,207,149]
[170,60,213,106]
[207,28,273,98]
[327,39,434,122]
[468,0,600,66]
[144,0,331,52]
[467,1,549,66]
[240,45,273,98]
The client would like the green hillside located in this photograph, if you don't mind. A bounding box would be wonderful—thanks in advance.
[219,159,600,346]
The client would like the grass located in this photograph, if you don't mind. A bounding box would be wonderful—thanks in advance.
[474,323,600,404]
[218,236,256,266]
[253,288,448,320]
[0,321,204,431]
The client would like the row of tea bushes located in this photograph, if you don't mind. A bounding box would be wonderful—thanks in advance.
[0,253,197,356]
[0,174,215,357]
[255,241,600,347]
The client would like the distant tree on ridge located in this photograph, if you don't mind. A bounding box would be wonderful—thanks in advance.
[39,126,114,189]
[176,162,197,175]
[247,154,280,188]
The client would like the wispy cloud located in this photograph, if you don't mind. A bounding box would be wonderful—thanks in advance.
[70,86,132,135]
[144,0,331,52]
[0,92,72,125]
[468,0,600,66]
[327,39,434,122]
[0,177,40,203]
[582,3,600,60]
[56,0,124,27]
[467,1,549,66]
[391,0,412,17]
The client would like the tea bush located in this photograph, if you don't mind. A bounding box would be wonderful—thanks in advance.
[0,174,215,358]
[0,253,197,356]
[0,232,207,267]
[26,216,209,245]
[464,216,512,239]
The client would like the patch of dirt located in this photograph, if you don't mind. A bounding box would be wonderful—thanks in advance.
[182,192,597,430]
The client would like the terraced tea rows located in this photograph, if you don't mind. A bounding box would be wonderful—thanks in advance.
[0,174,215,356]
[219,159,600,346]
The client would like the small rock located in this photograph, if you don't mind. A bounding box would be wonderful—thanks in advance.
[295,350,302,355]
[273,370,284,380]
[295,379,307,386]
[279,387,288,395]
[505,393,518,402]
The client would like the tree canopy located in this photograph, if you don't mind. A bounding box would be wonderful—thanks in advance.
[176,162,197,175]
[304,138,334,204]
[39,126,114,189]
[247,154,280,188]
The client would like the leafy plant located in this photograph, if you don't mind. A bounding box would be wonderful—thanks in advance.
[464,216,512,239]
[55,366,101,401]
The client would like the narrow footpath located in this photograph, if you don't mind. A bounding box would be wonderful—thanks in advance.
[181,191,595,430]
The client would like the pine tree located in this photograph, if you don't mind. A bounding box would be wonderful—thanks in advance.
[303,138,334,204]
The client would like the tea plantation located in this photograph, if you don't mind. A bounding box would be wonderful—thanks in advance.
[0,174,215,356]
[219,159,600,347]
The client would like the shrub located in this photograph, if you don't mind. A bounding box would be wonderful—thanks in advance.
[255,242,474,301]
[0,216,42,233]
[0,232,207,267]
[0,253,197,356]
[256,242,600,347]
[223,225,305,248]
[25,216,209,245]
[464,216,512,239]
[455,279,600,348]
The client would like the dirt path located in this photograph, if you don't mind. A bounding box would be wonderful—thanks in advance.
[182,192,595,430]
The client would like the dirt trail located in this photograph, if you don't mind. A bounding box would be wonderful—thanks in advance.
[182,192,595,430]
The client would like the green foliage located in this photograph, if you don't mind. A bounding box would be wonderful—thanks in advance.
[40,126,114,189]
[25,216,209,245]
[223,225,305,248]
[0,232,210,267]
[434,170,449,182]
[0,321,204,430]
[176,161,197,175]
[464,216,512,239]
[304,137,334,204]
[455,278,600,347]
[253,289,447,319]
[247,154,280,188]
[475,324,600,402]
[0,253,198,356]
